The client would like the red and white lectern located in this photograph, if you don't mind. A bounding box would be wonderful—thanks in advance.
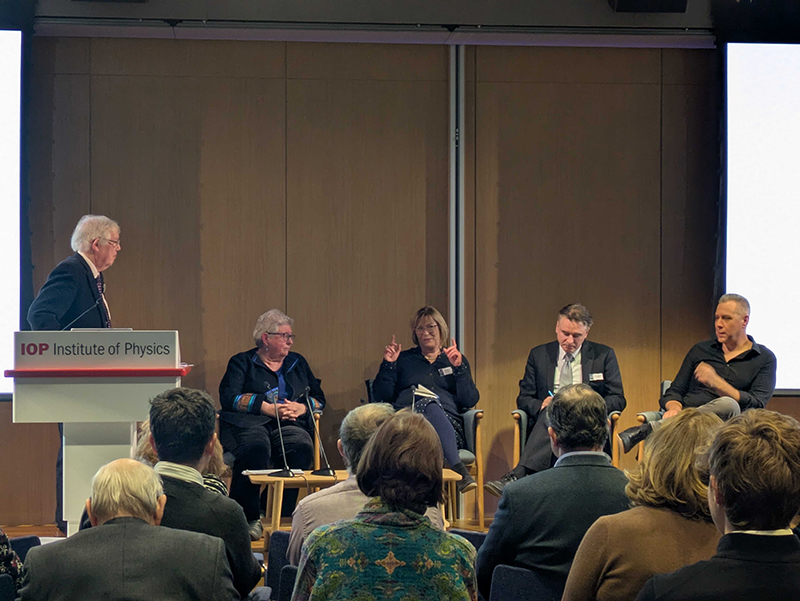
[5,330,191,535]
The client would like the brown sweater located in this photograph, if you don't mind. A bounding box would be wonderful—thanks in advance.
[561,505,720,601]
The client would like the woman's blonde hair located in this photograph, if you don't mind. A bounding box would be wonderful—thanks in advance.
[625,408,723,521]
[410,306,449,348]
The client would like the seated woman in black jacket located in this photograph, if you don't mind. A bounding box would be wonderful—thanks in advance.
[373,306,479,492]
[219,309,326,539]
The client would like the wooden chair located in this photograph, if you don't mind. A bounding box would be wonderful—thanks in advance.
[630,380,671,462]
[514,409,623,468]
[445,409,484,531]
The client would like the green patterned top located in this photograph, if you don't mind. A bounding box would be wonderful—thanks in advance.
[292,498,477,601]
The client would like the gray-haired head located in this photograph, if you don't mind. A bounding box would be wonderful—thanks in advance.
[340,403,395,473]
[546,383,608,451]
[89,458,163,525]
[718,293,750,317]
[70,214,120,254]
[253,309,294,348]
[557,303,593,329]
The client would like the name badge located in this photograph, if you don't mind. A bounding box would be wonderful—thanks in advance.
[439,367,453,376]
[589,373,604,382]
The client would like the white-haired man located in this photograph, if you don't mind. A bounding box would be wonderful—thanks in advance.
[28,214,120,330]
[287,403,444,565]
[28,214,121,532]
[18,459,239,601]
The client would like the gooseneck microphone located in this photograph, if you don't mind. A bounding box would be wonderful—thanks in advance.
[270,391,295,478]
[61,296,104,331]
[301,386,335,477]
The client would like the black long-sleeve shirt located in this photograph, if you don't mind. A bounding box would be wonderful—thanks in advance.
[661,336,776,411]
[372,347,479,416]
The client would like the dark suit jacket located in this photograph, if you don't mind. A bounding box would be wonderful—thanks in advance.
[27,253,107,330]
[636,532,800,600]
[515,340,625,471]
[476,453,629,600]
[161,475,261,598]
[517,340,626,417]
[18,516,239,601]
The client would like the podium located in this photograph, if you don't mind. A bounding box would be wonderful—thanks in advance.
[5,330,191,535]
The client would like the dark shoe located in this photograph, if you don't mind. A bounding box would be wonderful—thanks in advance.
[248,518,264,541]
[484,472,517,498]
[452,461,478,494]
[618,423,653,454]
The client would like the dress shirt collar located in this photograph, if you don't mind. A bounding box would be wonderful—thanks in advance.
[78,251,100,279]
[710,335,764,357]
[154,461,204,487]
[554,450,609,467]
[558,344,583,364]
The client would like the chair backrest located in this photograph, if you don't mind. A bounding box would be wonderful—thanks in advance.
[266,530,291,598]
[489,565,564,601]
[449,528,487,553]
[364,379,375,404]
[661,380,672,397]
[278,564,299,601]
[0,574,15,601]
[10,535,41,562]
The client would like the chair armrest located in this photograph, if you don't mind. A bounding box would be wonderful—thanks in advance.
[512,409,528,450]
[462,409,484,454]
[638,411,663,424]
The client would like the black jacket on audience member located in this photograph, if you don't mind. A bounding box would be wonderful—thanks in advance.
[160,475,261,599]
[636,532,800,600]
[476,453,629,600]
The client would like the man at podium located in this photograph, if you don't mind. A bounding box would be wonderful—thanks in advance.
[27,214,121,534]
[28,214,120,331]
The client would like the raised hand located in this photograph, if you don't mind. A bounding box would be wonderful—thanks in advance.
[443,338,463,367]
[384,335,402,362]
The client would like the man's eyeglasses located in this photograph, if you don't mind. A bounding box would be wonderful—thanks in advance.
[414,325,439,335]
[268,332,296,342]
[103,238,121,249]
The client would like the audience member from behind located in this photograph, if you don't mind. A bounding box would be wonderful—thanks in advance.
[137,417,231,495]
[563,409,723,601]
[0,528,25,594]
[287,403,444,566]
[18,459,238,601]
[637,409,800,600]
[476,384,629,600]
[292,410,477,601]
[150,387,262,599]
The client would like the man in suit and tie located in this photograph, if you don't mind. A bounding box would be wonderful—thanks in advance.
[28,213,120,331]
[27,214,121,532]
[485,303,625,496]
[18,458,239,601]
[636,409,800,600]
[476,384,629,600]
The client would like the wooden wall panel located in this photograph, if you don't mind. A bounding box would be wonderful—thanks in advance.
[285,44,450,461]
[88,40,287,396]
[660,49,721,381]
[0,405,59,525]
[473,46,664,501]
[10,39,93,526]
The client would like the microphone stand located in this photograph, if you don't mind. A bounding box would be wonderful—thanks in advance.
[61,296,104,331]
[270,392,294,478]
[302,386,335,476]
